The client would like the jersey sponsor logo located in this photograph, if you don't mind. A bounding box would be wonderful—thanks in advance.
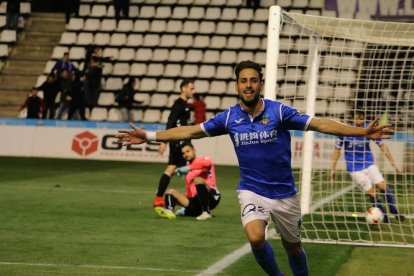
[233,129,278,147]
[235,118,245,124]
[242,203,265,217]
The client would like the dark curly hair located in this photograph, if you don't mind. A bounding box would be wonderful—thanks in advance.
[234,60,263,82]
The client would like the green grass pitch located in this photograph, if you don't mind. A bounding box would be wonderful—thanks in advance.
[0,157,412,275]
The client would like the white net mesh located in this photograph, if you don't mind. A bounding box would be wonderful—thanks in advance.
[268,7,414,247]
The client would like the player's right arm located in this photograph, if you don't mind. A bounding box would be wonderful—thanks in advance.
[116,124,206,146]
[330,147,341,182]
[379,143,401,173]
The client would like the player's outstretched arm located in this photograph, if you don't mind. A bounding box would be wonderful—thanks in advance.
[379,143,401,173]
[308,116,394,139]
[116,123,206,146]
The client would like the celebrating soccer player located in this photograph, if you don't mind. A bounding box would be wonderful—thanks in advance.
[116,60,394,276]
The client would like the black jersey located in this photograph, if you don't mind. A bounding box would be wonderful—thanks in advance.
[166,97,191,164]
[166,97,191,129]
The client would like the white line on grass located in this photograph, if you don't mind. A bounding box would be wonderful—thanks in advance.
[310,184,355,212]
[0,261,201,273]
[196,243,251,275]
[1,185,155,195]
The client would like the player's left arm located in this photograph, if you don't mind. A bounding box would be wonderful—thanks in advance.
[308,116,394,140]
[379,143,401,173]
[188,157,212,170]
[330,146,341,182]
[176,157,211,176]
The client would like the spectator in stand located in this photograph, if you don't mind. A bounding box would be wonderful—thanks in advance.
[115,78,141,122]
[6,0,21,31]
[38,74,60,119]
[56,69,73,119]
[51,52,77,81]
[20,87,45,119]
[84,56,103,113]
[246,0,261,9]
[113,0,130,23]
[189,93,206,124]
[83,45,112,73]
[64,0,80,24]
[68,71,87,120]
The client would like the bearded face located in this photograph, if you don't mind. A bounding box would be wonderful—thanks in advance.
[235,68,263,108]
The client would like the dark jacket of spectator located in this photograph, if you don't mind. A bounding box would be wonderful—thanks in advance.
[38,74,60,119]
[7,0,21,13]
[84,57,103,108]
[20,88,45,119]
[116,78,136,109]
[6,0,21,30]
[68,72,87,120]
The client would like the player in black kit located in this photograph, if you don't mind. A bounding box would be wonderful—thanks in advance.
[153,79,196,207]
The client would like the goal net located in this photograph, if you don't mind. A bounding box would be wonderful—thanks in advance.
[265,6,414,247]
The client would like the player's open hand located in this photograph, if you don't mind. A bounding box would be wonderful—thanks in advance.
[392,164,401,173]
[116,123,147,146]
[364,116,394,140]
[175,166,190,177]
[158,142,167,155]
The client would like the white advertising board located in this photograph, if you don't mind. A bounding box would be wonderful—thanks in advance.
[0,124,404,172]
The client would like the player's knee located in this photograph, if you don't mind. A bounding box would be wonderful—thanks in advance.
[282,239,302,257]
[248,234,266,248]
[366,186,376,197]
[376,182,386,191]
[245,227,266,248]
[165,188,176,195]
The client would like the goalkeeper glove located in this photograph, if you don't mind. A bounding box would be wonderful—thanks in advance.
[175,166,190,177]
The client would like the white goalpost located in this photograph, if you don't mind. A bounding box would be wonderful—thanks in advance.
[265,6,414,247]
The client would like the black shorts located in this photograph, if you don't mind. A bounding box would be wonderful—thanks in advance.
[168,141,188,167]
[184,189,221,217]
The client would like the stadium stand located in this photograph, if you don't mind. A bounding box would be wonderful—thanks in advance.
[11,0,331,122]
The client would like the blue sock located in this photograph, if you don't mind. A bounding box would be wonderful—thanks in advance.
[251,241,282,276]
[288,247,309,276]
[384,188,398,215]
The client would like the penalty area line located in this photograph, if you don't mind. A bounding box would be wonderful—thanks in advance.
[0,261,200,273]
[196,243,251,276]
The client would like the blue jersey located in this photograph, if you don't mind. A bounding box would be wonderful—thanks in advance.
[201,99,311,199]
[335,133,383,172]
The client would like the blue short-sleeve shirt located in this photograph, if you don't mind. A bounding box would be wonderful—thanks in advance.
[335,127,383,172]
[201,99,311,199]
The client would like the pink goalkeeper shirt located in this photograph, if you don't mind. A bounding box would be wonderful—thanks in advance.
[185,156,218,198]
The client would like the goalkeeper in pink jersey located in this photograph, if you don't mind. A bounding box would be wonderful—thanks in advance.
[155,143,221,221]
